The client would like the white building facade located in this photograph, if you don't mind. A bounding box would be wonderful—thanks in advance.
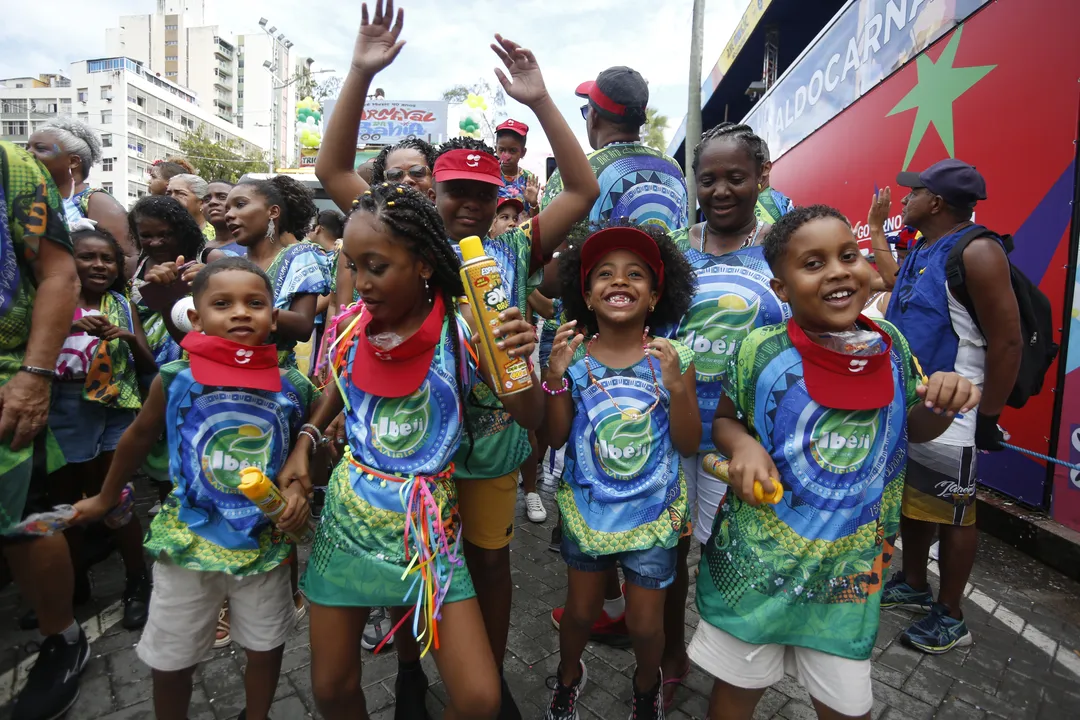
[0,57,267,207]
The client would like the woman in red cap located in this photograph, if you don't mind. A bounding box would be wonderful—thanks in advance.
[540,222,699,720]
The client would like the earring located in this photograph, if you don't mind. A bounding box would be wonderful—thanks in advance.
[757,183,762,191]
[266,218,276,242]
[424,277,430,293]
[650,305,655,312]
[587,305,593,311]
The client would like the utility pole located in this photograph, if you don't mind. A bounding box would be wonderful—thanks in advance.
[687,0,706,223]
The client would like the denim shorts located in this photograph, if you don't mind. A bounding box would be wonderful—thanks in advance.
[48,381,136,463]
[560,534,677,590]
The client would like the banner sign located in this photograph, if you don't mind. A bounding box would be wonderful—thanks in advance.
[351,100,448,144]
[744,0,989,161]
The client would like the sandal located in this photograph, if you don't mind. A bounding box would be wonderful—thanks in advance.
[662,658,691,711]
[213,603,231,649]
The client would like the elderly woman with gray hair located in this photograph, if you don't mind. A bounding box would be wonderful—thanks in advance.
[26,119,137,277]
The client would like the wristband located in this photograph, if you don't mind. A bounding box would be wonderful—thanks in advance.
[297,429,320,455]
[19,365,55,379]
[542,379,569,395]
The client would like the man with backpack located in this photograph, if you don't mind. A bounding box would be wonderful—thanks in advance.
[881,159,1024,654]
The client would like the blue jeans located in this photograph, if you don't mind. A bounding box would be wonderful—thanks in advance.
[560,535,677,589]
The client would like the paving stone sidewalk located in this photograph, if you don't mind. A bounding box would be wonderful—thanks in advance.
[2,477,1079,719]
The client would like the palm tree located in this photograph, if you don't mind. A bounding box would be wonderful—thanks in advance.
[643,107,669,151]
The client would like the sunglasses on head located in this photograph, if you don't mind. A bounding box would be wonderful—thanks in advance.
[384,165,430,182]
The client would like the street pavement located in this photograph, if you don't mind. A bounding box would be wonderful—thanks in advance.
[2,476,1079,720]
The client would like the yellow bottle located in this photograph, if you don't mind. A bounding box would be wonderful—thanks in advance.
[458,236,533,395]
[701,453,783,504]
[238,467,315,544]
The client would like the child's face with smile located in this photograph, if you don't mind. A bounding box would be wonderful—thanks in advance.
[584,249,658,328]
[435,180,499,242]
[770,217,874,334]
[342,212,431,331]
[190,270,277,346]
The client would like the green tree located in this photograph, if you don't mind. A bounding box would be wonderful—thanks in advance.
[179,127,269,182]
[442,80,506,110]
[315,76,344,102]
[643,107,669,151]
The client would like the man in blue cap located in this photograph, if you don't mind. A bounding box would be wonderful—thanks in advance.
[881,159,1022,654]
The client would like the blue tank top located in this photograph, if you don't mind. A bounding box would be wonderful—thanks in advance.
[885,224,988,375]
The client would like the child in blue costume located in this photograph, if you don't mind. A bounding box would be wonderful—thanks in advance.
[541,224,700,720]
[277,181,542,720]
[690,206,980,720]
[77,257,317,720]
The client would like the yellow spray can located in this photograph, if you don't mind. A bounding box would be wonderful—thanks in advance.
[458,236,533,395]
[238,467,315,544]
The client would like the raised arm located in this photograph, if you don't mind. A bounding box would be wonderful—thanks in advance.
[868,187,899,290]
[315,0,406,212]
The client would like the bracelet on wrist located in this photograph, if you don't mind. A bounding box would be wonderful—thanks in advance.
[19,365,55,379]
[542,379,569,395]
[297,429,320,455]
[301,423,324,445]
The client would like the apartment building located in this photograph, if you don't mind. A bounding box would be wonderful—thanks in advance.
[0,57,267,207]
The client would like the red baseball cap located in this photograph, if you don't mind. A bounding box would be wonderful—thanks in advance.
[433,149,503,186]
[181,333,282,392]
[496,119,529,137]
[580,226,665,295]
[497,196,524,214]
[351,294,446,398]
[576,66,649,122]
[787,318,895,410]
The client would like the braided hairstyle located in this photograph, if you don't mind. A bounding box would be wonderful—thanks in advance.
[127,195,205,262]
[435,136,497,161]
[371,138,437,184]
[236,175,318,239]
[762,204,849,272]
[71,226,128,295]
[692,122,768,174]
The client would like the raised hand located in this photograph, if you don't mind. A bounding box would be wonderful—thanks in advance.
[545,320,584,381]
[524,173,540,208]
[868,186,892,231]
[351,0,406,75]
[645,337,682,392]
[491,34,549,107]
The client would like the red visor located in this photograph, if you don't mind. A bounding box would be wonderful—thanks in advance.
[580,227,665,295]
[181,333,282,392]
[575,80,627,117]
[497,196,524,214]
[433,149,504,186]
[495,119,529,137]
[787,317,895,411]
[351,294,445,398]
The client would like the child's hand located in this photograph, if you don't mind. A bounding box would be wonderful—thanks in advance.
[524,173,540,207]
[545,320,584,380]
[491,34,549,107]
[727,436,781,507]
[917,372,981,417]
[487,306,535,358]
[72,494,117,525]
[98,323,136,344]
[277,482,310,535]
[278,450,313,497]
[645,338,683,393]
[180,261,204,284]
[326,413,347,462]
[350,0,406,75]
[72,314,109,335]
[868,186,892,231]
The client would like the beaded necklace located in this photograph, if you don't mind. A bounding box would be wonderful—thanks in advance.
[583,328,661,420]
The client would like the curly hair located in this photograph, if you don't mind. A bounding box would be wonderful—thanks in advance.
[559,220,696,335]
[38,118,103,180]
[692,122,768,175]
[127,195,206,262]
[762,204,850,272]
[370,138,437,184]
[435,136,497,161]
[153,157,195,179]
[236,175,318,239]
[192,256,274,301]
[71,227,128,295]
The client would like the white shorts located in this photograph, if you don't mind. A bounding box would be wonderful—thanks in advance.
[137,560,294,672]
[688,620,873,717]
[681,453,728,545]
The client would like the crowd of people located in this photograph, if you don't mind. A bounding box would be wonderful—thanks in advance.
[0,2,1022,720]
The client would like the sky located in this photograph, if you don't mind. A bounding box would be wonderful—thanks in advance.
[0,0,751,176]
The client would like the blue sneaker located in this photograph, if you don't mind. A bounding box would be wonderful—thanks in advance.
[902,603,974,654]
[880,571,934,611]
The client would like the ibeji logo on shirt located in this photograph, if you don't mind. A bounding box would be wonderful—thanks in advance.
[680,294,760,378]
[202,424,273,490]
[594,409,653,479]
[371,382,431,457]
[809,409,880,473]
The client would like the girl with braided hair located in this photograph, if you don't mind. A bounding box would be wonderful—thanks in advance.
[278,181,542,720]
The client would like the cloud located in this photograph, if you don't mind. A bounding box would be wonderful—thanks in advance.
[1,0,748,175]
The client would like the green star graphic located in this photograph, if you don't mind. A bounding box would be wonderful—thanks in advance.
[888,26,996,170]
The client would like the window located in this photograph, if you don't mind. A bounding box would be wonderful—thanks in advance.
[101,134,112,148]
[166,40,178,46]
[137,119,145,132]
[101,110,112,124]
[14,83,23,89]
[166,72,177,78]
[102,182,113,194]
[1,100,27,113]
[165,24,178,30]
[100,85,112,99]
[165,56,178,62]
[165,108,173,120]
[101,158,114,172]
[237,91,244,99]
[78,112,89,123]
[1,121,28,136]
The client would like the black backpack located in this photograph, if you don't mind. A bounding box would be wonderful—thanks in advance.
[945,225,1058,408]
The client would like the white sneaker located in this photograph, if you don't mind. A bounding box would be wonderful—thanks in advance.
[929,541,940,561]
[525,492,547,523]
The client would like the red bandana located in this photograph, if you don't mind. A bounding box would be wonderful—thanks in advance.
[351,294,446,398]
[787,317,895,411]
[181,333,282,392]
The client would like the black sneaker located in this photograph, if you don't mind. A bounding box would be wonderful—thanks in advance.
[122,570,151,630]
[394,662,432,720]
[628,672,663,720]
[548,522,562,553]
[12,628,90,720]
[544,660,587,720]
[498,672,522,720]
